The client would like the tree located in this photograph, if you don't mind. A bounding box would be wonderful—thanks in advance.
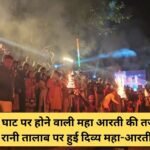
[64,0,131,37]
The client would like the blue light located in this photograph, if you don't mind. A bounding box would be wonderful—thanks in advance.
[98,48,137,59]
[111,48,137,58]
[74,48,137,65]
[80,56,99,63]
[54,64,59,69]
[54,64,63,69]
[133,84,138,92]
[99,53,110,58]
[133,87,137,92]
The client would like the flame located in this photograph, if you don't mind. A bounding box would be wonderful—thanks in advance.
[144,89,149,97]
[115,71,126,99]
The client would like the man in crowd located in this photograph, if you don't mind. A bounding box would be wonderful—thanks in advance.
[0,54,14,112]
[101,90,119,112]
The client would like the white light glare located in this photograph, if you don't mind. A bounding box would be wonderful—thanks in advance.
[63,57,74,63]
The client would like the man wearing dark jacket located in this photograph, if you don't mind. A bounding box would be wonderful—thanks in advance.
[0,54,14,112]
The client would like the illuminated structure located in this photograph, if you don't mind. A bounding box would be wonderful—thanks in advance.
[67,72,75,89]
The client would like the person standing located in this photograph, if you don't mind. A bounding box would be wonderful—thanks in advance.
[17,62,29,112]
[35,67,46,111]
[0,55,14,112]
[38,73,48,112]
[25,70,36,112]
[47,70,63,112]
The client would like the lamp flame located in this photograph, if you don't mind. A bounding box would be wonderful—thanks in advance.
[114,71,127,99]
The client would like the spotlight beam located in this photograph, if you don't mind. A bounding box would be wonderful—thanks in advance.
[0,37,48,58]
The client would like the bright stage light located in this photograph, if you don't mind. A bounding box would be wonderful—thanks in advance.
[54,64,59,69]
[92,74,97,79]
[63,57,74,63]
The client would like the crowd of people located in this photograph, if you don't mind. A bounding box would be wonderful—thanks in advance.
[0,54,150,113]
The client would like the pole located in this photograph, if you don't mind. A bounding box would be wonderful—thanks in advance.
[76,38,81,68]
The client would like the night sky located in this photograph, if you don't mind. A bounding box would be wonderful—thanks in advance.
[123,0,150,37]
